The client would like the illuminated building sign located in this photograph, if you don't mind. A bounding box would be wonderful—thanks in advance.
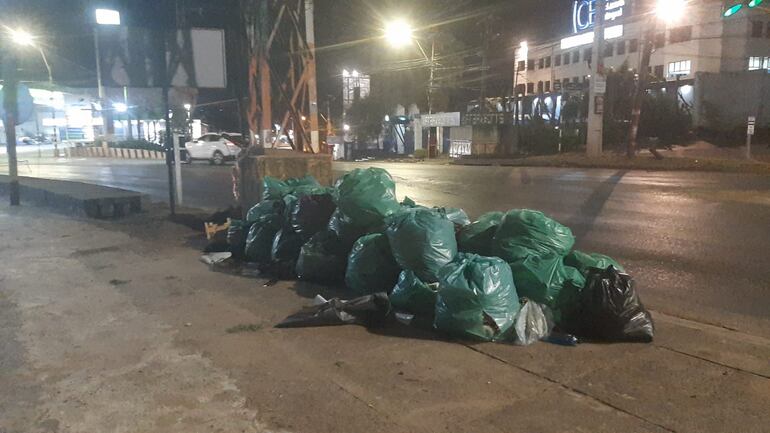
[573,0,625,33]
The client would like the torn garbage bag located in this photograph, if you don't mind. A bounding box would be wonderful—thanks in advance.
[434,253,520,342]
[458,211,504,256]
[295,231,348,282]
[345,234,401,296]
[513,301,554,346]
[492,209,575,262]
[386,207,458,283]
[389,271,439,317]
[276,293,392,328]
[564,250,625,276]
[565,266,654,342]
[335,167,400,228]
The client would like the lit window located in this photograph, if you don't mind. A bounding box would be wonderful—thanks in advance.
[748,56,765,71]
[668,60,691,77]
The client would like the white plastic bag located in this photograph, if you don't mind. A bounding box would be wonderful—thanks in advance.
[513,301,554,346]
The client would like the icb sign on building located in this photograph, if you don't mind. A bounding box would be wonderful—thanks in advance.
[573,0,625,33]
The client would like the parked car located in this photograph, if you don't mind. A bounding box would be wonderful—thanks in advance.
[17,136,38,146]
[183,133,243,165]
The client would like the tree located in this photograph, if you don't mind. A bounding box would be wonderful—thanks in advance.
[346,89,399,144]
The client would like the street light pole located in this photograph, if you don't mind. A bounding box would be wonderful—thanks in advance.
[586,0,606,157]
[2,47,20,205]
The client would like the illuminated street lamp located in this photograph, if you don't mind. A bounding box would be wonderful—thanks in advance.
[113,102,128,113]
[657,0,686,24]
[93,8,121,143]
[8,28,34,46]
[383,19,436,114]
[384,20,413,48]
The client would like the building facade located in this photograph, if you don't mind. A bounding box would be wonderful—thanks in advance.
[514,0,770,129]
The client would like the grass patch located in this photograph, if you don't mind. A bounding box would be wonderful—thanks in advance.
[225,323,264,334]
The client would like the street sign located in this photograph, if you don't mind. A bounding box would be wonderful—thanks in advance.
[748,116,756,135]
[0,84,35,125]
[421,112,461,127]
[594,75,607,94]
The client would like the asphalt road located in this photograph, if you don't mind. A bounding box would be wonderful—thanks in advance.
[5,156,770,338]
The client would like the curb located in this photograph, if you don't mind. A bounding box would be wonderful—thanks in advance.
[0,175,147,219]
[61,146,165,160]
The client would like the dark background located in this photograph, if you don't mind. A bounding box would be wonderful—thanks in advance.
[0,0,573,130]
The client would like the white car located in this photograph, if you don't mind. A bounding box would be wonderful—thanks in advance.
[184,133,243,165]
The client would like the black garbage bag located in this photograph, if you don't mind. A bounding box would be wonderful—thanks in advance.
[327,209,371,252]
[271,228,305,263]
[244,215,283,264]
[227,219,250,258]
[457,211,505,256]
[565,266,654,342]
[276,293,392,328]
[246,199,285,224]
[295,231,348,282]
[292,193,337,239]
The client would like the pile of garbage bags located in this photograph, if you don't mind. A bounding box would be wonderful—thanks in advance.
[219,167,654,345]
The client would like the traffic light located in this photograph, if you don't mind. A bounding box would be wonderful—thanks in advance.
[724,0,764,17]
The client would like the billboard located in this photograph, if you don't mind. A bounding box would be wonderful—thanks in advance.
[98,27,227,89]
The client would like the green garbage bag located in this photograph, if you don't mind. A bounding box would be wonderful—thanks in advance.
[390,271,439,317]
[244,215,283,263]
[458,211,505,256]
[345,234,401,295]
[246,200,285,224]
[385,208,458,283]
[335,168,400,228]
[437,207,471,227]
[262,175,322,201]
[564,250,625,276]
[401,196,420,208]
[434,253,520,342]
[509,253,586,309]
[271,228,305,263]
[492,210,575,263]
[262,177,290,201]
[295,231,348,282]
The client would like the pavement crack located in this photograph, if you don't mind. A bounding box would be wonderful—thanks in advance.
[655,345,770,380]
[463,345,678,433]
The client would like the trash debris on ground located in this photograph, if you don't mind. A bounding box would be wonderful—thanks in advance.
[562,266,655,342]
[345,233,401,295]
[201,170,654,347]
[513,300,554,346]
[276,293,391,328]
[434,253,520,342]
[386,207,458,283]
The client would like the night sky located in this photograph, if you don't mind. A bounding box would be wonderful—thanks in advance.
[1,0,573,128]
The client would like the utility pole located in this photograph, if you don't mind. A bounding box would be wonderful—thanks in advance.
[627,18,656,158]
[259,0,272,151]
[2,48,20,205]
[305,0,320,153]
[586,0,606,157]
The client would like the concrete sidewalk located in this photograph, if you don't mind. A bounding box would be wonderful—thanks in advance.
[1,204,769,433]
